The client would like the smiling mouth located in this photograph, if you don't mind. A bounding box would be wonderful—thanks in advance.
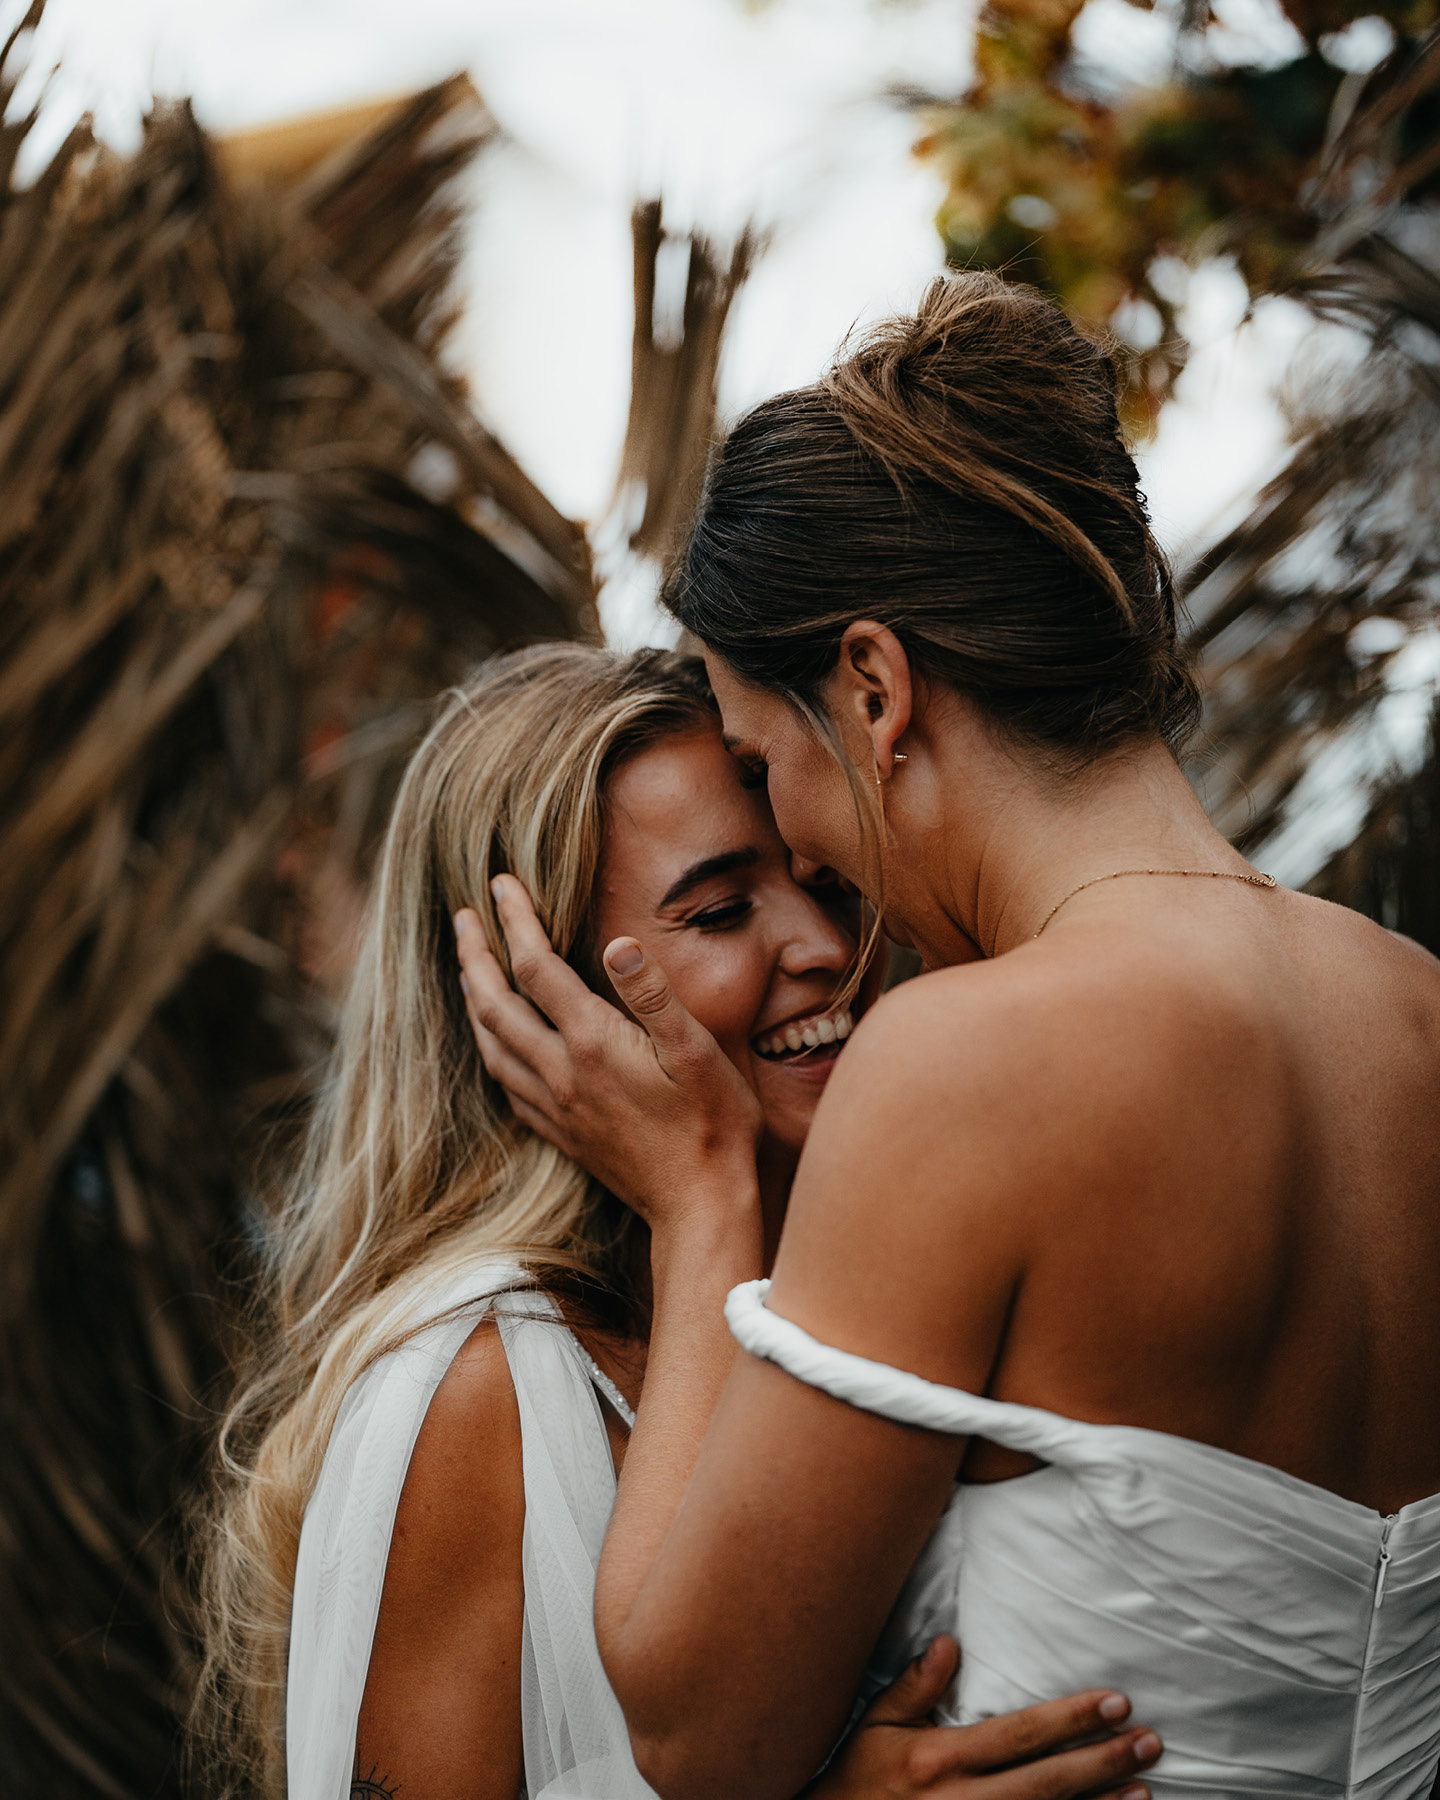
[752,1006,853,1063]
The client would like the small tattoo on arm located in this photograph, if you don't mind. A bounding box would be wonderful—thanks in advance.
[351,1765,401,1799]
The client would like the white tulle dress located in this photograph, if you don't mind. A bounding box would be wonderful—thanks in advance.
[286,1262,657,1800]
[727,1278,1440,1800]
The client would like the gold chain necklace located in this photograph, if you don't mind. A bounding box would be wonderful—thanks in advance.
[1033,868,1278,940]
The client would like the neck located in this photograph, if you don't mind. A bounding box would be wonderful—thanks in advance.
[756,1136,797,1273]
[892,712,1249,964]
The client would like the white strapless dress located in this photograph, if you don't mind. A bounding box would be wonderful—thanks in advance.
[727,1279,1440,1800]
[287,1263,656,1800]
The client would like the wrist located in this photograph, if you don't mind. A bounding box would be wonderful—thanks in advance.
[648,1178,762,1274]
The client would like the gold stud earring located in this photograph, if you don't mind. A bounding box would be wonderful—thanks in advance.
[875,753,907,787]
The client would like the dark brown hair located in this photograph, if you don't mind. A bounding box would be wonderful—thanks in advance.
[664,272,1199,761]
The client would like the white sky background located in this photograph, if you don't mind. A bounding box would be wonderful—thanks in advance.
[7,0,1316,645]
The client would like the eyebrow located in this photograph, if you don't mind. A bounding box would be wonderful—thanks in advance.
[659,846,761,910]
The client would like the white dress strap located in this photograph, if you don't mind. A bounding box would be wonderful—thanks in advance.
[726,1279,1093,1466]
[287,1263,657,1800]
[578,1350,636,1429]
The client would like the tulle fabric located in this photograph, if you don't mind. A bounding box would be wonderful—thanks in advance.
[727,1278,1440,1800]
[287,1262,656,1800]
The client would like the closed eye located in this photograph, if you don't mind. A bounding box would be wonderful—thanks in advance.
[687,897,754,931]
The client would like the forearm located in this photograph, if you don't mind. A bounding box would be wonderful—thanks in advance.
[594,1184,762,1730]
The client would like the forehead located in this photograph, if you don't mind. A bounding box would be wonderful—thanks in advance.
[702,652,797,751]
[604,728,775,867]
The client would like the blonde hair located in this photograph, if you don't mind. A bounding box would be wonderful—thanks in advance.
[192,643,717,1798]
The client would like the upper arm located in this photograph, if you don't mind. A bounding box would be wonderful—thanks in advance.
[356,1319,526,1800]
[612,974,1061,1799]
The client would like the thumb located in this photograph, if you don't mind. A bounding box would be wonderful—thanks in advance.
[860,1637,960,1730]
[602,937,707,1063]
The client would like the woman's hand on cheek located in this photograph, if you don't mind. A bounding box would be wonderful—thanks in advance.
[811,1637,1161,1800]
[454,879,763,1229]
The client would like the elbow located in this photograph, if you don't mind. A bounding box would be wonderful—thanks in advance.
[628,1732,687,1800]
[627,1718,795,1800]
[600,1642,716,1798]
[604,1638,786,1800]
[628,1732,735,1800]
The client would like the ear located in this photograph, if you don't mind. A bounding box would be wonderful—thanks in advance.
[832,621,914,777]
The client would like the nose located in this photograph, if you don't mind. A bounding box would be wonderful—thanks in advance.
[791,850,861,902]
[775,881,856,981]
[790,852,838,889]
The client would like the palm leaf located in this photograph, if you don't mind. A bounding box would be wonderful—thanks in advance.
[0,35,596,1796]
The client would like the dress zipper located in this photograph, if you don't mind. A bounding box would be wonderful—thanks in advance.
[1373,1513,1397,1610]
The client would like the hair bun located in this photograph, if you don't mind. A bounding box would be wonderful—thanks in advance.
[668,271,1199,760]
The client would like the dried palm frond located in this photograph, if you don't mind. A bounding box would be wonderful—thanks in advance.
[1183,24,1440,940]
[611,198,759,566]
[0,21,596,1794]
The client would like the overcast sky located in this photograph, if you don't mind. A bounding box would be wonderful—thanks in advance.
[7,0,1307,643]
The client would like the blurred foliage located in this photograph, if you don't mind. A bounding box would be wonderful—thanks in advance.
[919,0,1439,429]
[921,0,1440,944]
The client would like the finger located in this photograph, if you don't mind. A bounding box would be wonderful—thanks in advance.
[601,936,714,1069]
[908,1688,1136,1778]
[470,1018,563,1120]
[505,1088,576,1155]
[860,1636,960,1727]
[457,919,568,1076]
[491,877,603,1026]
[917,1724,1162,1798]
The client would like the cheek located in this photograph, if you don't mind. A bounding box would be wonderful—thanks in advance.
[657,939,769,1064]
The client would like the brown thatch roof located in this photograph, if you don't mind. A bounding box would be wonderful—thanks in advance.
[214,95,429,189]
[0,24,600,1793]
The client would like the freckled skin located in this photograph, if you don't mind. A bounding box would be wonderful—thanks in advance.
[594,728,861,1174]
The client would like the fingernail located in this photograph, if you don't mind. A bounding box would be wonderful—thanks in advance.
[459,973,469,997]
[491,877,506,903]
[1098,1692,1130,1722]
[452,912,464,937]
[1118,1787,1149,1800]
[608,941,644,977]
[1132,1732,1162,1762]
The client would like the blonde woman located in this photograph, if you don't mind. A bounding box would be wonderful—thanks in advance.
[198,644,1163,1800]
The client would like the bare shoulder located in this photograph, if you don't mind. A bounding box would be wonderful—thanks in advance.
[380,1316,524,1615]
[779,955,1142,1365]
[827,946,1196,1151]
[397,1317,523,1550]
[779,935,1273,1375]
[1390,929,1440,967]
[358,1320,528,1795]
[824,894,1440,1175]
[797,929,1290,1240]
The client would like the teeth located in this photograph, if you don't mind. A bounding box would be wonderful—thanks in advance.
[756,1008,854,1059]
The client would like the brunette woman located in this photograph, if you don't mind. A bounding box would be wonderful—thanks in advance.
[460,275,1440,1799]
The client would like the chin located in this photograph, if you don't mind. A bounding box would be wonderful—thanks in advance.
[753,1046,838,1144]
